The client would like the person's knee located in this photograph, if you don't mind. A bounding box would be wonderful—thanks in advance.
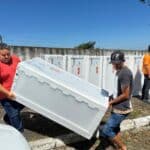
[101,125,116,138]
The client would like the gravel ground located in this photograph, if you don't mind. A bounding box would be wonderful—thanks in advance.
[67,126,150,150]
[122,126,150,150]
[128,97,150,119]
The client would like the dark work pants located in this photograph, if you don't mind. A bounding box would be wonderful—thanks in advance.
[1,99,24,132]
[142,75,150,100]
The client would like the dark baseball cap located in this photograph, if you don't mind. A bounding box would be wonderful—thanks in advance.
[110,51,125,64]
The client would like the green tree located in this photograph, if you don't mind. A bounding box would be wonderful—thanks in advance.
[75,41,96,49]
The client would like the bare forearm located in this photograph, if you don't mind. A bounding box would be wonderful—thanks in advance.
[0,84,15,100]
[110,94,127,105]
[0,84,10,97]
[109,86,130,105]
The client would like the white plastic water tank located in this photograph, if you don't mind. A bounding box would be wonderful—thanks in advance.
[12,57,108,139]
[0,124,30,150]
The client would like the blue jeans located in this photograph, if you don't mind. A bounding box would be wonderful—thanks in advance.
[1,99,24,132]
[100,112,128,139]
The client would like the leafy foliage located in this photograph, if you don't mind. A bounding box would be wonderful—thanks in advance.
[75,41,96,49]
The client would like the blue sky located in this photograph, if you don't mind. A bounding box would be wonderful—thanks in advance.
[0,0,150,50]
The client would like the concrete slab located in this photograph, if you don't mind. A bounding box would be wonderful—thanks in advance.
[133,116,150,128]
[120,119,135,131]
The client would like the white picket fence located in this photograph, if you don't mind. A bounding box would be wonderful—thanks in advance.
[41,54,144,96]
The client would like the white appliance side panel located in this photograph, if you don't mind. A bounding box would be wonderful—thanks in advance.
[12,67,107,139]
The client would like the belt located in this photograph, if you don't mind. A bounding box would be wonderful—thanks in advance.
[112,108,133,114]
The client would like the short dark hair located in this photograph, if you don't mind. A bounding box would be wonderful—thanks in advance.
[0,43,10,50]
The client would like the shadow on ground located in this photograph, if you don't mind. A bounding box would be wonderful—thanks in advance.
[21,111,115,150]
[22,111,72,137]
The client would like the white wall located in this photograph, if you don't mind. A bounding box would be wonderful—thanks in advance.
[41,55,144,96]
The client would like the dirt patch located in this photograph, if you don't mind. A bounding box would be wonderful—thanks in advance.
[69,126,150,150]
[128,97,150,119]
[101,97,150,123]
[122,126,150,150]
